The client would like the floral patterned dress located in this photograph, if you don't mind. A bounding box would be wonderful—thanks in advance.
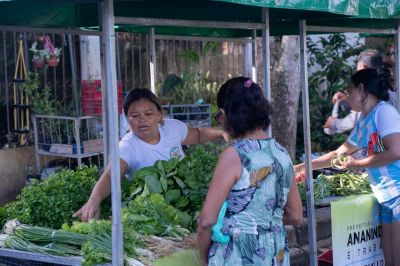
[208,138,293,266]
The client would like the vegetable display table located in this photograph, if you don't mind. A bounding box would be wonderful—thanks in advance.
[0,248,111,266]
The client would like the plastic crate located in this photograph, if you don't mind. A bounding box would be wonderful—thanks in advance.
[165,104,212,127]
[318,249,333,266]
[81,80,123,115]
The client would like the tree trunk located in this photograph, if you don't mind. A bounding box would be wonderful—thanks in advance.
[257,36,301,160]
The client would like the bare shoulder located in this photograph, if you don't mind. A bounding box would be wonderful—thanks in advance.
[219,145,240,161]
[216,146,241,176]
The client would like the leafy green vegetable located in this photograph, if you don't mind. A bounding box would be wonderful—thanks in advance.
[123,194,191,237]
[130,143,220,225]
[298,172,372,205]
[0,166,100,229]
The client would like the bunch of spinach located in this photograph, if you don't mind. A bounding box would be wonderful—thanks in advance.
[131,143,220,218]
[176,143,219,213]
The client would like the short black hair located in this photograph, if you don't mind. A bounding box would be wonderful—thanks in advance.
[357,49,383,69]
[351,68,394,101]
[123,88,162,115]
[217,77,271,138]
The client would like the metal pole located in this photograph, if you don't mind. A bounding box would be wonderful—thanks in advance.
[22,33,30,72]
[74,117,82,167]
[262,8,271,136]
[0,25,101,36]
[299,19,317,266]
[148,27,156,95]
[244,38,252,78]
[102,1,124,265]
[115,32,122,83]
[252,29,257,83]
[306,25,395,35]
[395,20,400,111]
[3,30,10,142]
[32,115,40,173]
[115,16,265,30]
[68,35,80,116]
[98,3,108,167]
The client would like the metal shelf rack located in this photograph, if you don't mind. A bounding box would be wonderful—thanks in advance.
[32,115,104,173]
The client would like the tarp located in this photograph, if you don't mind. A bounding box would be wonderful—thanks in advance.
[0,0,398,37]
[218,0,400,19]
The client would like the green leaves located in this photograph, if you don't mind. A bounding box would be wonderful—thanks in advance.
[297,33,362,158]
[165,189,181,204]
[123,194,191,237]
[144,175,163,193]
[1,166,99,229]
[129,143,221,229]
[298,172,372,205]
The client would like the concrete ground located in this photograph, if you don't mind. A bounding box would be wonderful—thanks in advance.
[288,206,332,266]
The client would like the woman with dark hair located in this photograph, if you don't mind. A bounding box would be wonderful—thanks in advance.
[74,88,229,222]
[295,68,400,265]
[197,77,302,266]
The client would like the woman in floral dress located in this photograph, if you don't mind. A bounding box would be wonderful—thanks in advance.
[197,77,303,266]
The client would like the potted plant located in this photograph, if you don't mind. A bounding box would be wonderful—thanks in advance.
[29,42,46,68]
[43,35,61,67]
[20,73,57,151]
[29,36,62,68]
[21,73,57,115]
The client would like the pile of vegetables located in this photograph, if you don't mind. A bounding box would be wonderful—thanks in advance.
[0,219,143,266]
[131,143,220,223]
[298,172,372,205]
[0,166,103,229]
[0,143,221,265]
[123,193,191,237]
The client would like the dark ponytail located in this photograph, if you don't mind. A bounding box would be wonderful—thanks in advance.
[350,68,394,101]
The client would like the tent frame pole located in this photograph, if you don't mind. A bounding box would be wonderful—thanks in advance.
[395,20,400,111]
[149,27,156,95]
[252,29,257,82]
[102,1,124,265]
[306,25,395,34]
[299,19,318,266]
[0,25,100,36]
[262,8,272,137]
[115,16,264,30]
[155,34,252,43]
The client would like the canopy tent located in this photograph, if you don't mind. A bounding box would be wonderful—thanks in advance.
[2,0,399,36]
[0,1,399,265]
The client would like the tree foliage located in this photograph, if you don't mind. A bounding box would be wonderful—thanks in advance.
[296,33,363,159]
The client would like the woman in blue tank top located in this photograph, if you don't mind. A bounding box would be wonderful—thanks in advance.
[295,68,400,266]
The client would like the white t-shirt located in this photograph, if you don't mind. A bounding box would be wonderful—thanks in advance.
[119,118,188,178]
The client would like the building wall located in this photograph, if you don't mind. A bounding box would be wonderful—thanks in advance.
[0,146,35,206]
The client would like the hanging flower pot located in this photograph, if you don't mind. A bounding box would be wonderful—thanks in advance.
[32,57,45,68]
[29,36,62,70]
[43,36,61,67]
[30,42,46,68]
[46,57,59,67]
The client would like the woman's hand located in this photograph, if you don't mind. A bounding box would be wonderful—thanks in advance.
[293,164,306,183]
[221,131,231,143]
[73,198,101,222]
[324,116,336,130]
[332,91,347,104]
[338,155,358,170]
